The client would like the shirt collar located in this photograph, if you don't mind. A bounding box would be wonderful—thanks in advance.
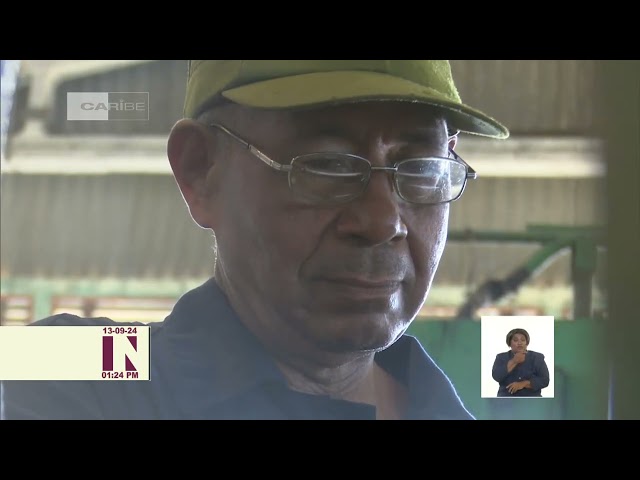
[154,277,286,408]
[154,277,472,419]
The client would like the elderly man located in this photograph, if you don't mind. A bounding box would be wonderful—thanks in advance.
[1,60,508,420]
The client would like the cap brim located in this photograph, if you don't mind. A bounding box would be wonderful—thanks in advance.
[221,71,509,139]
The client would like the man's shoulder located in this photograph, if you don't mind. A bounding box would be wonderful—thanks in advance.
[30,314,145,328]
[397,335,475,420]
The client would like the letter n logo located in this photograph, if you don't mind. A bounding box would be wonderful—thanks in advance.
[102,336,138,372]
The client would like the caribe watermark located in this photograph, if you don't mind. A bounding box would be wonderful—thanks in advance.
[67,92,149,121]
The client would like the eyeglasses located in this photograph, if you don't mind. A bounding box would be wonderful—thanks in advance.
[208,123,477,206]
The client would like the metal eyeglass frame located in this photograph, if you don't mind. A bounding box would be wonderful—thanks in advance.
[207,122,477,205]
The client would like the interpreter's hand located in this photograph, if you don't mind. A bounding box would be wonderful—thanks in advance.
[507,381,525,394]
[513,351,527,364]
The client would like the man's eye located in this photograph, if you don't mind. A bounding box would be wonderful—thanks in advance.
[298,155,367,176]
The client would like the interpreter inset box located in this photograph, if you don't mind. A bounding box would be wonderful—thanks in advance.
[480,316,555,398]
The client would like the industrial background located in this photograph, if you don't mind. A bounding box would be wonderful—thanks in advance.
[0,60,614,420]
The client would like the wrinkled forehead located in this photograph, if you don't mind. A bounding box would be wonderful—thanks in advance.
[233,101,450,143]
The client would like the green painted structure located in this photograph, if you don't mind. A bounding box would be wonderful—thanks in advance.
[408,318,609,420]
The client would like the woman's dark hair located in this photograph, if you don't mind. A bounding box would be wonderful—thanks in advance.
[506,328,530,346]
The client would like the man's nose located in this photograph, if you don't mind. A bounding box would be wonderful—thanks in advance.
[334,169,408,246]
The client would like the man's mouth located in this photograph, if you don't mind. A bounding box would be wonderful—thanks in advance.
[314,277,403,299]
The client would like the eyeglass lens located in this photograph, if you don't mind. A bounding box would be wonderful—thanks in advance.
[289,153,467,204]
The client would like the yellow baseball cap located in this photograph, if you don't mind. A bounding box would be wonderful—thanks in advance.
[184,60,509,139]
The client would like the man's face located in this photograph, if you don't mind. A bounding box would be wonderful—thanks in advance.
[207,102,454,358]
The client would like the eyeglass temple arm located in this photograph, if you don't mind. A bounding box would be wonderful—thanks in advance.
[209,123,292,172]
[449,148,477,180]
[211,123,475,179]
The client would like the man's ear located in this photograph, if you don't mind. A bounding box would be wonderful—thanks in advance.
[167,119,219,229]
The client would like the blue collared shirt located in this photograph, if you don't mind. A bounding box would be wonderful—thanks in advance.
[2,278,474,420]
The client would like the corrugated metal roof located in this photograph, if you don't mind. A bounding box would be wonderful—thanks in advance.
[0,173,606,286]
[449,60,597,135]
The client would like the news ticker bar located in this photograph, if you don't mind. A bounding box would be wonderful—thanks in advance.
[0,326,150,380]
